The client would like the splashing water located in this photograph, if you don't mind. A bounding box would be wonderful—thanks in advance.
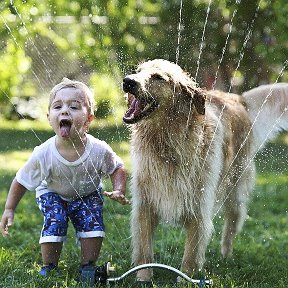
[212,0,242,90]
[185,0,212,132]
[196,0,287,217]
[8,2,50,88]
[194,0,212,82]
[0,13,43,88]
[175,0,183,65]
[228,1,261,93]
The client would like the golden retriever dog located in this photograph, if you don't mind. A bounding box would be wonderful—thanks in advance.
[122,59,288,281]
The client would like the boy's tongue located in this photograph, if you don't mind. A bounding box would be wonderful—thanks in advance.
[60,121,71,137]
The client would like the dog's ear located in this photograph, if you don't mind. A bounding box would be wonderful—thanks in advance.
[193,89,206,115]
[181,84,206,115]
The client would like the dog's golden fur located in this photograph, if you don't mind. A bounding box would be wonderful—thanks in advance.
[122,59,288,280]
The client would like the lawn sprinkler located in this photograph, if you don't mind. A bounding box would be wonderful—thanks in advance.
[79,262,213,287]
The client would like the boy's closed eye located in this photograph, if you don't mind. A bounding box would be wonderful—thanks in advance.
[70,105,80,110]
[70,101,82,110]
[51,101,62,110]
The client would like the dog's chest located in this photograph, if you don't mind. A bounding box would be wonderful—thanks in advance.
[131,126,204,178]
[131,137,202,193]
[132,146,202,222]
[130,125,219,222]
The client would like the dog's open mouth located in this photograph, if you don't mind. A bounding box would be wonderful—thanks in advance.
[123,93,158,124]
[59,119,72,137]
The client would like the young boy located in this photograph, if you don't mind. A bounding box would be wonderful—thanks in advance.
[0,78,129,277]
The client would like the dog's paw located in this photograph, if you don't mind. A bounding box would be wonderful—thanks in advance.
[135,279,153,287]
[136,269,153,282]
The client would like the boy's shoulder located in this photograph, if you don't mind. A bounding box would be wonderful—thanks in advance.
[32,136,55,155]
[87,134,113,151]
[87,134,107,146]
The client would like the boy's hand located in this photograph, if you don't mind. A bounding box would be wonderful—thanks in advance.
[0,209,14,237]
[103,190,130,205]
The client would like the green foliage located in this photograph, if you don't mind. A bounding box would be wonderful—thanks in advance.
[0,40,34,104]
[1,0,288,115]
[90,73,122,119]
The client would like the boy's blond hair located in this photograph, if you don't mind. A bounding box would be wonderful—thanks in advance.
[48,78,95,115]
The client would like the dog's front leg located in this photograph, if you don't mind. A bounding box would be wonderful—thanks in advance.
[131,202,158,281]
[181,217,213,275]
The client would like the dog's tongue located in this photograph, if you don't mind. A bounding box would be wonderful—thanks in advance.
[124,98,141,120]
[60,123,71,137]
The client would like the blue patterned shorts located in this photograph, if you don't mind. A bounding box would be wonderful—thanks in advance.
[36,191,105,243]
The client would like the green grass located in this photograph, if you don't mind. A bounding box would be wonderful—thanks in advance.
[0,119,287,287]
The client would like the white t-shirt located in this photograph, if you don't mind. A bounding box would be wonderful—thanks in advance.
[16,134,123,200]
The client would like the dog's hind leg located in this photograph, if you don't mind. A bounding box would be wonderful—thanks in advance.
[131,203,158,281]
[221,165,255,257]
[221,201,247,257]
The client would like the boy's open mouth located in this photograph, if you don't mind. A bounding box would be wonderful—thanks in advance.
[60,119,72,137]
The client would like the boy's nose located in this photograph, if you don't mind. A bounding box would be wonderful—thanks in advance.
[61,105,69,114]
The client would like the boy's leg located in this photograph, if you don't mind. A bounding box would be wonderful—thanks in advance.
[41,242,63,266]
[37,192,68,267]
[69,191,105,266]
[80,237,103,265]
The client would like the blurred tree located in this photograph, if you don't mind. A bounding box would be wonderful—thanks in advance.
[0,0,161,117]
[143,0,288,91]
[0,0,287,116]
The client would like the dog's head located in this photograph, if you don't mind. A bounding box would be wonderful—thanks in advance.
[122,59,206,124]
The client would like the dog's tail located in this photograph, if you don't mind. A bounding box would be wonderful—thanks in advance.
[242,83,288,152]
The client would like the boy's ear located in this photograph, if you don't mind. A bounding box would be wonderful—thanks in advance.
[85,114,95,132]
[87,114,95,124]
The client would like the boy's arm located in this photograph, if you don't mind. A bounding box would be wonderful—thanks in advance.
[0,178,27,237]
[104,166,130,205]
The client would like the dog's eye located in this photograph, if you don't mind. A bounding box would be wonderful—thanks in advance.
[152,74,165,81]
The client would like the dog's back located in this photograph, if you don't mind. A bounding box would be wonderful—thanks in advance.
[243,83,288,151]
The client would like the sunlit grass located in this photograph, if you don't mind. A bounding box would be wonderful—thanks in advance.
[0,151,32,173]
[0,118,51,131]
[257,173,288,185]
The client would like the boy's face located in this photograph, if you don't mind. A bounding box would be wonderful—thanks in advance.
[47,87,94,140]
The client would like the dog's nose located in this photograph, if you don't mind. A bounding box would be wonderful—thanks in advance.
[123,77,137,93]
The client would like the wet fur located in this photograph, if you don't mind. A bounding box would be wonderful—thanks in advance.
[125,59,288,280]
